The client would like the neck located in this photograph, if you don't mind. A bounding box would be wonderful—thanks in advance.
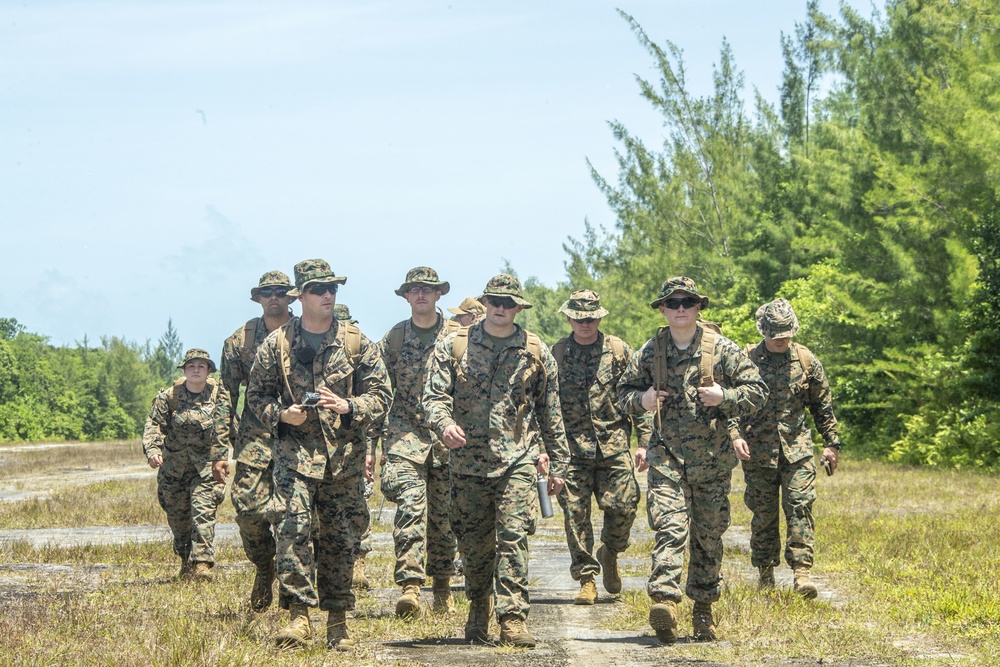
[484,319,516,338]
[411,310,439,329]
[301,312,333,335]
[669,322,697,350]
[572,331,599,346]
[184,379,207,394]
[263,310,292,332]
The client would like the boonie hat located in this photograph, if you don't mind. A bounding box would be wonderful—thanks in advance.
[334,303,358,324]
[178,348,217,373]
[288,259,347,298]
[558,289,609,320]
[756,298,800,339]
[394,266,450,297]
[250,270,295,303]
[447,296,487,316]
[649,276,710,310]
[481,274,532,309]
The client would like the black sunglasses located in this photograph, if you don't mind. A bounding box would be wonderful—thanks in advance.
[661,297,701,310]
[485,296,517,309]
[258,287,290,298]
[573,317,598,324]
[307,284,338,296]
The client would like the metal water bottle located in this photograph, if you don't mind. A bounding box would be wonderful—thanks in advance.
[537,473,554,518]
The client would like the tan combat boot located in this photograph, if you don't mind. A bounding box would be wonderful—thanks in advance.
[498,615,536,648]
[793,566,818,599]
[351,557,370,590]
[274,603,313,648]
[326,610,355,652]
[432,577,456,614]
[191,562,213,582]
[251,560,275,611]
[395,582,422,618]
[464,596,494,642]
[596,544,622,594]
[692,600,716,641]
[648,598,678,645]
[758,565,775,589]
[573,577,598,605]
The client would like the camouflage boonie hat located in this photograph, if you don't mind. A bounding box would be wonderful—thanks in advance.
[481,273,532,309]
[447,296,487,316]
[649,276,710,310]
[394,266,451,297]
[559,289,609,320]
[334,303,358,323]
[288,259,347,297]
[756,298,799,339]
[177,348,217,373]
[250,270,295,303]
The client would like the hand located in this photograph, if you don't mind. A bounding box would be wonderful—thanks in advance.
[280,405,308,426]
[548,476,565,496]
[443,424,467,449]
[535,453,550,477]
[733,437,750,461]
[148,454,163,469]
[822,446,840,474]
[364,454,375,483]
[697,382,724,407]
[634,447,648,472]
[319,387,352,415]
[641,387,669,412]
[212,460,230,484]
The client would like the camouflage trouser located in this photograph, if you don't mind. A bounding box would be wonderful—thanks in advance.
[743,455,817,569]
[645,467,731,603]
[358,476,372,558]
[231,460,282,568]
[157,465,224,564]
[272,463,369,611]
[381,454,456,585]
[451,458,536,621]
[557,451,639,581]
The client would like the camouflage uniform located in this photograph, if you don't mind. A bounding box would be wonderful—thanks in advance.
[423,275,570,624]
[143,350,231,566]
[740,299,842,570]
[618,279,767,605]
[553,291,651,586]
[246,263,391,613]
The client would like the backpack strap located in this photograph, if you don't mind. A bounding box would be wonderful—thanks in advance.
[793,342,813,377]
[387,321,407,362]
[167,377,218,416]
[240,318,259,361]
[698,326,718,387]
[607,335,626,365]
[276,320,297,401]
[514,332,545,444]
[552,338,567,367]
[450,328,470,384]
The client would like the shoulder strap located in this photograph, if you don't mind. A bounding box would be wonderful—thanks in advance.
[451,328,470,384]
[276,321,297,400]
[606,334,627,365]
[167,377,219,414]
[794,342,813,377]
[552,338,567,366]
[339,322,362,398]
[698,326,718,387]
[525,332,542,366]
[441,318,462,336]
[744,343,755,357]
[241,319,258,356]
[388,321,407,359]
[653,326,669,393]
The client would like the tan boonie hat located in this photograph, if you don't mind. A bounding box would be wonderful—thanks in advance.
[250,270,295,303]
[394,266,451,297]
[178,348,217,373]
[481,273,532,309]
[447,296,487,316]
[649,276,710,310]
[288,259,347,298]
[756,298,800,339]
[559,289,609,320]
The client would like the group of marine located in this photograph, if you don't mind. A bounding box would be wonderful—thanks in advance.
[141,258,842,652]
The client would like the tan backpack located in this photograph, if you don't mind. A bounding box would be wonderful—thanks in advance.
[166,376,220,416]
[551,334,627,368]
[744,341,813,376]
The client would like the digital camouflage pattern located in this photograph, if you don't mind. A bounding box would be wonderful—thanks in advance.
[177,348,217,373]
[334,303,357,323]
[554,332,650,581]
[229,461,283,569]
[394,266,451,296]
[143,380,232,563]
[648,276,710,310]
[740,340,842,569]
[250,270,294,302]
[220,317,278,467]
[558,289,609,320]
[246,316,391,610]
[617,323,767,603]
[755,298,800,339]
[376,316,461,585]
[479,273,533,308]
[287,258,347,297]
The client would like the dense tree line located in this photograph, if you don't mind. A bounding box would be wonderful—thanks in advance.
[0,317,182,442]
[518,0,1000,469]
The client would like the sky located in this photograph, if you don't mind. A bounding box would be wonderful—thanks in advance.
[1,0,873,356]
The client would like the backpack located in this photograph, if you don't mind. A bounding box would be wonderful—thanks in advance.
[235,318,259,363]
[551,334,627,369]
[744,341,813,377]
[653,320,723,392]
[166,376,220,416]
[386,317,462,361]
[275,319,362,399]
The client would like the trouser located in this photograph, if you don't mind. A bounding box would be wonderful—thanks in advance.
[157,465,224,564]
[451,458,536,620]
[743,454,817,569]
[645,466,731,603]
[358,475,373,558]
[231,460,282,567]
[557,451,639,581]
[272,464,368,611]
[381,453,456,585]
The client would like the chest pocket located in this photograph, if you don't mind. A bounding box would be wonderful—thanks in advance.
[172,406,214,435]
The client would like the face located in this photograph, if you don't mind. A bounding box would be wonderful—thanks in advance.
[455,312,477,326]
[404,284,441,316]
[298,282,337,319]
[256,286,294,317]
[183,359,210,384]
[764,336,792,353]
[484,295,522,328]
[658,290,701,328]
[568,315,601,344]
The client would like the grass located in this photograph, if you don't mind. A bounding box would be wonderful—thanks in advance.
[0,440,144,481]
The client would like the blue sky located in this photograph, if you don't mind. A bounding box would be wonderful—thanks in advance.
[1,0,871,355]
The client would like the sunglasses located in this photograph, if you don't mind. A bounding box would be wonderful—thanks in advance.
[662,297,701,310]
[307,284,338,296]
[257,287,290,298]
[573,318,598,324]
[485,296,517,309]
[406,285,436,295]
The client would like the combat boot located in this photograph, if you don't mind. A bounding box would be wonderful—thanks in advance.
[178,560,194,580]
[464,596,494,642]
[793,566,818,599]
[573,577,598,605]
[596,544,622,594]
[274,603,314,648]
[432,577,456,614]
[351,557,370,590]
[326,610,355,652]
[251,559,275,611]
[498,615,536,648]
[190,562,213,582]
[758,565,775,589]
[692,600,716,641]
[648,598,677,645]
[395,582,422,618]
